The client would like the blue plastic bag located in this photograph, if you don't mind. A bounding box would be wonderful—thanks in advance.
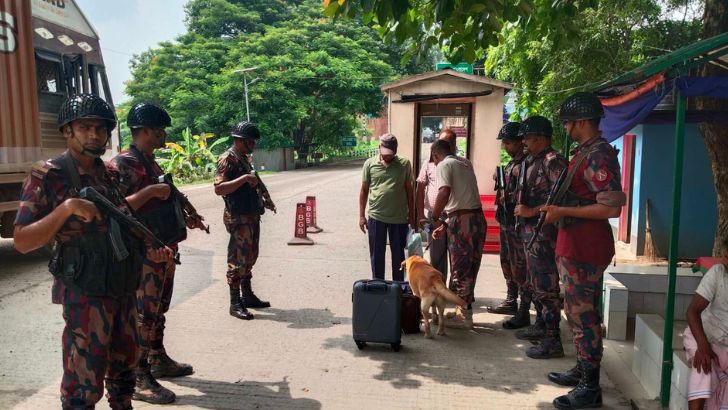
[405,229,423,258]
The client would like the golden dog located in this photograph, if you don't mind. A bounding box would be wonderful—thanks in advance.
[402,255,467,338]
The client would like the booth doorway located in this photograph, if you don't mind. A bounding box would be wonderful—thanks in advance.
[416,103,472,167]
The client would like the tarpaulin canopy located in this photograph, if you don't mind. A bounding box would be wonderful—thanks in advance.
[599,76,728,142]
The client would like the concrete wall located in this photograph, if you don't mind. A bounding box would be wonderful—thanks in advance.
[252,148,295,172]
[624,123,717,258]
[386,75,505,195]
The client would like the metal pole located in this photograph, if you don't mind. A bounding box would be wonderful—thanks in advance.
[659,89,685,408]
[244,73,250,122]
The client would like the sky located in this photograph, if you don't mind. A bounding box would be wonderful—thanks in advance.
[75,0,187,105]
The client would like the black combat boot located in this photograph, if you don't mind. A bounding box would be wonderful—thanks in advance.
[150,350,194,378]
[553,361,603,409]
[503,291,531,329]
[516,320,546,341]
[526,334,565,359]
[241,277,271,309]
[487,282,518,315]
[548,363,582,386]
[229,286,254,320]
[133,368,176,404]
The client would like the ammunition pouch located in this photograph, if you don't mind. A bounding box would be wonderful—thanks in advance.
[139,196,187,245]
[225,184,264,217]
[555,191,598,229]
[49,231,143,297]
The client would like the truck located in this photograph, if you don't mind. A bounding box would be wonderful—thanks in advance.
[0,0,118,240]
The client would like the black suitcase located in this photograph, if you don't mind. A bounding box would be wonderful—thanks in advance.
[352,279,402,351]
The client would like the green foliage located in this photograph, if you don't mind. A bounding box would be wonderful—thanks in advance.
[156,128,230,183]
[324,0,598,64]
[484,0,702,130]
[124,0,437,161]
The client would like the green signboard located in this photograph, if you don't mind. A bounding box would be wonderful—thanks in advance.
[436,62,474,74]
[341,137,357,148]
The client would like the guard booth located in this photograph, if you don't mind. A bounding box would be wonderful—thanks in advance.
[380,69,512,196]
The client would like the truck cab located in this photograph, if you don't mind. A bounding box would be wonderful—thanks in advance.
[0,0,117,239]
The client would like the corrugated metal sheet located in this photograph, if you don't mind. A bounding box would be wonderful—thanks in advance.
[0,0,42,172]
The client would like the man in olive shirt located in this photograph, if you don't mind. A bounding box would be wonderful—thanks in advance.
[359,134,415,281]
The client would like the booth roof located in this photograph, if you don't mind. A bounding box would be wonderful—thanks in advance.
[379,69,512,92]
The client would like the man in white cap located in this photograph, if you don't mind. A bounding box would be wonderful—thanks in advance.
[359,134,415,281]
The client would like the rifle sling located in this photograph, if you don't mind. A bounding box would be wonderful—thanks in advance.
[552,141,596,204]
[129,145,161,179]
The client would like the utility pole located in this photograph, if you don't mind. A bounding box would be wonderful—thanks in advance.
[233,67,260,122]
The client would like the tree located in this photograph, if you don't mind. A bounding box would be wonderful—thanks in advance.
[697,0,728,255]
[126,0,402,164]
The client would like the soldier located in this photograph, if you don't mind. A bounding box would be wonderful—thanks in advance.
[542,92,624,409]
[488,122,527,317]
[513,116,568,359]
[13,94,172,409]
[430,139,486,330]
[214,121,275,320]
[112,103,203,403]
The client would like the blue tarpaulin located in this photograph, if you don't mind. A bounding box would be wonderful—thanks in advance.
[600,76,728,142]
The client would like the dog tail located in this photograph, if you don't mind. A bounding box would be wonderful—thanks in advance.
[433,282,467,307]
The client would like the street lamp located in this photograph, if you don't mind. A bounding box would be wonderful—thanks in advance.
[233,66,259,122]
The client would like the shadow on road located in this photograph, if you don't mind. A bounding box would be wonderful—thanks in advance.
[252,307,351,329]
[169,376,321,409]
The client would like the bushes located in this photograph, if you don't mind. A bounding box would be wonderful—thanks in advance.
[156,128,230,183]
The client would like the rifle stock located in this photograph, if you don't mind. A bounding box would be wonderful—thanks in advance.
[515,161,527,230]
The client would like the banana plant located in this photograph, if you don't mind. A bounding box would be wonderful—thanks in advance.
[157,127,230,182]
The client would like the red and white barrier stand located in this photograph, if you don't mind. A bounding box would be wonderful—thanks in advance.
[287,203,314,245]
[305,196,323,233]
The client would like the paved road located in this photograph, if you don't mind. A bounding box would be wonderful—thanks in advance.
[0,161,631,409]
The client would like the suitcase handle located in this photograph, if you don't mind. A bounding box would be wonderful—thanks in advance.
[365,279,390,292]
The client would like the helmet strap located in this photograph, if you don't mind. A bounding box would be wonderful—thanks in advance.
[67,127,108,158]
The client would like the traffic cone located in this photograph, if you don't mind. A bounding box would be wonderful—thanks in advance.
[305,196,323,233]
[288,203,314,245]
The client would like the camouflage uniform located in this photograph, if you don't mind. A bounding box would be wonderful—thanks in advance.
[520,147,567,338]
[15,155,138,409]
[214,147,270,287]
[498,151,528,293]
[112,146,181,372]
[556,137,623,366]
[447,212,487,305]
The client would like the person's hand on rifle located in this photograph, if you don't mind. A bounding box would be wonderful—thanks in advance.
[263,198,276,213]
[148,184,171,200]
[540,205,564,225]
[186,214,207,231]
[64,198,103,223]
[514,204,538,219]
[147,245,174,263]
[239,174,258,187]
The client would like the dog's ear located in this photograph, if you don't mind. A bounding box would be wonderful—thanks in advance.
[400,260,407,269]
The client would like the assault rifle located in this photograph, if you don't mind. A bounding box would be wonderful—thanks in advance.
[514,161,527,230]
[494,166,506,223]
[79,186,181,264]
[526,167,568,251]
[157,173,210,233]
[251,167,276,214]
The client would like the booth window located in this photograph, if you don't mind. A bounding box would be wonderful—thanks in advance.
[35,51,63,94]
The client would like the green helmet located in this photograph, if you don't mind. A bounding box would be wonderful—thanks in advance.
[497,122,523,141]
[231,121,260,140]
[558,92,604,121]
[57,94,117,132]
[127,102,171,129]
[519,116,553,138]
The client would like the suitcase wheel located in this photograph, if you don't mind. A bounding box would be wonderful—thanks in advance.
[391,343,401,352]
[355,340,367,350]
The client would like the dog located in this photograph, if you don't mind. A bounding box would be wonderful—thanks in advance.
[401,255,467,338]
